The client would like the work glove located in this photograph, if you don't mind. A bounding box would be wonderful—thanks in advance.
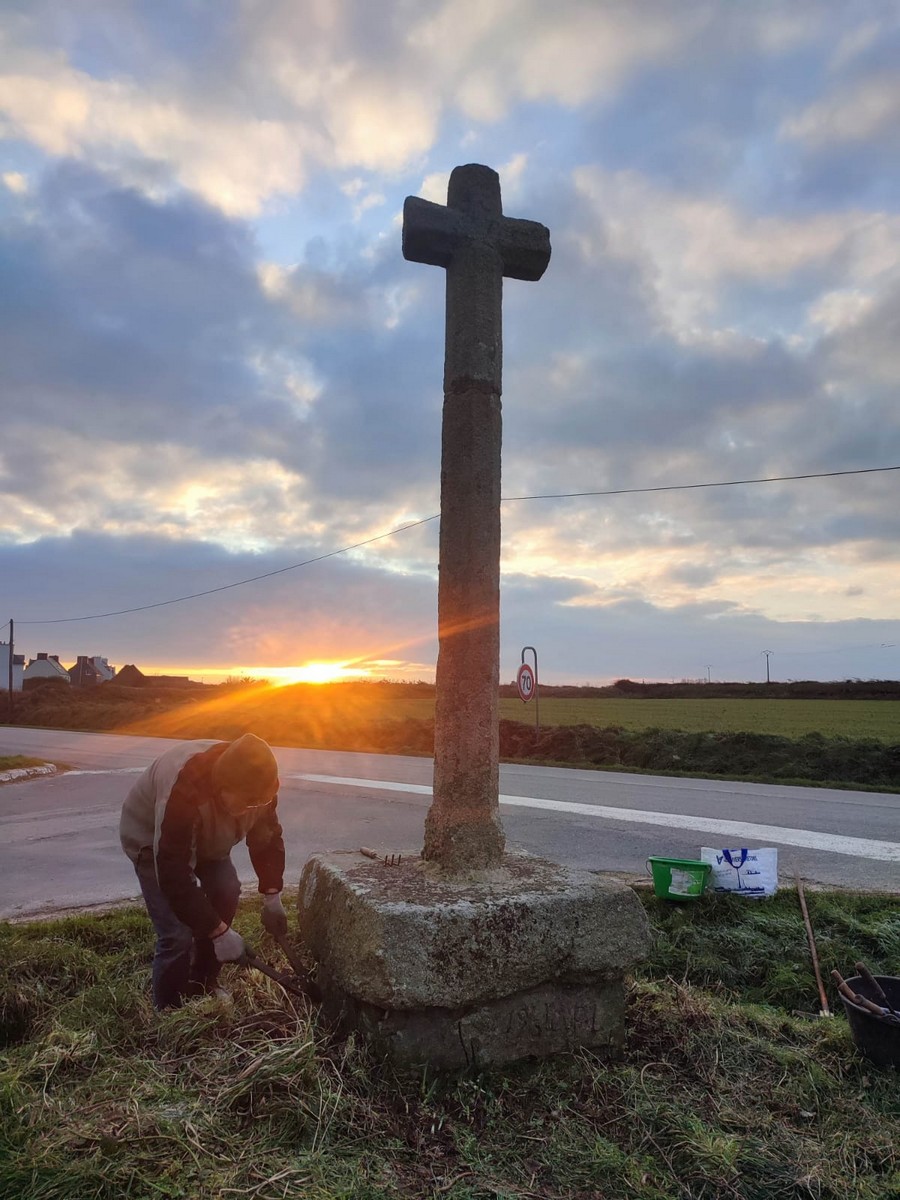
[212,926,247,964]
[261,892,288,939]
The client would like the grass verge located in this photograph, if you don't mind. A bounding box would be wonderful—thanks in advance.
[1,890,898,1199]
[0,757,49,773]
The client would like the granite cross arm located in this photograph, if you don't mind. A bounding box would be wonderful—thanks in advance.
[402,193,552,280]
[403,166,551,396]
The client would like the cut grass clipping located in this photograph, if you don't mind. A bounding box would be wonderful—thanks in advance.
[1,891,898,1199]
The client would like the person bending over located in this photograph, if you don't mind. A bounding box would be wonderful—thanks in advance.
[120,733,289,1009]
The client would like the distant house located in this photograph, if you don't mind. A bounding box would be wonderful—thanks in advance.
[23,653,71,688]
[148,674,197,689]
[113,664,146,687]
[68,655,116,687]
[0,643,25,691]
[113,665,197,689]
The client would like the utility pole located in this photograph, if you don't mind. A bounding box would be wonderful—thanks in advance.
[705,665,712,684]
[6,618,13,723]
[761,649,773,685]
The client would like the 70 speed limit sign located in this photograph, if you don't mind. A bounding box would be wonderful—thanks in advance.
[516,662,536,702]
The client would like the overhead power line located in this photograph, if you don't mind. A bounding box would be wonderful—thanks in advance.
[14,464,899,626]
[17,515,440,625]
[502,464,900,501]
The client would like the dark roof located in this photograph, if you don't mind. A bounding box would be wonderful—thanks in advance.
[113,664,146,687]
[68,657,105,686]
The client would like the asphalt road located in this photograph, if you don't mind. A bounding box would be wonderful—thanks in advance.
[0,727,897,919]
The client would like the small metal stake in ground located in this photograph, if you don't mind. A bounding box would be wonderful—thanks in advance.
[518,645,540,738]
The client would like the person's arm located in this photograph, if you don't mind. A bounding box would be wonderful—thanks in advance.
[246,797,285,895]
[154,769,222,937]
[248,799,288,937]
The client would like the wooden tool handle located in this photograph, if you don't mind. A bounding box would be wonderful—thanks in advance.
[831,969,856,1001]
[855,962,895,1013]
[831,970,889,1017]
[797,876,830,1016]
[855,994,890,1017]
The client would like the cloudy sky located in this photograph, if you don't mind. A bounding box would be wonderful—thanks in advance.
[1,0,899,686]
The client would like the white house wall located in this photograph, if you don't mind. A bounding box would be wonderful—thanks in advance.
[0,644,24,691]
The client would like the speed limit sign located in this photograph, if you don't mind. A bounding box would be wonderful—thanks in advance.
[516,662,535,702]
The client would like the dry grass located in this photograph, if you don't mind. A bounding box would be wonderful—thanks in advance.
[1,891,898,1199]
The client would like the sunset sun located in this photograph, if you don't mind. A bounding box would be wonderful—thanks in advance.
[267,662,368,686]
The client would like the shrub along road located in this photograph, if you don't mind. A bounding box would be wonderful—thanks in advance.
[0,728,897,921]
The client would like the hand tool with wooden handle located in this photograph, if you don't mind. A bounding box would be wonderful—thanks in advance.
[831,969,895,1019]
[855,962,899,1018]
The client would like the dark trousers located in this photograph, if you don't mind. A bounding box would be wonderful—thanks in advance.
[133,848,241,1010]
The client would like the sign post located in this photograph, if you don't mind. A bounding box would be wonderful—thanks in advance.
[518,646,540,738]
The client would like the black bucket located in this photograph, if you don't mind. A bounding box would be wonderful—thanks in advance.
[839,975,900,1070]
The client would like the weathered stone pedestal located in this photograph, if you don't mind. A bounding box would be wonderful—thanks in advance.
[298,850,652,1069]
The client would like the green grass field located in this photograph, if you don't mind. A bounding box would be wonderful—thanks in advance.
[128,692,899,747]
[13,681,899,745]
[496,698,900,741]
[385,697,900,741]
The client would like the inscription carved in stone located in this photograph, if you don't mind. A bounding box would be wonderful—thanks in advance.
[503,997,601,1038]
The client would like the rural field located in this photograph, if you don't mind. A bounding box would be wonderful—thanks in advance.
[498,697,900,741]
[395,697,900,743]
[7,683,900,790]
[9,682,900,744]
[119,692,899,745]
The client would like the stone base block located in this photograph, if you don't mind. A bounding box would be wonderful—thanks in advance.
[298,850,651,1070]
[319,976,625,1070]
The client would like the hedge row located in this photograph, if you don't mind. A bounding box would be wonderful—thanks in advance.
[498,721,900,788]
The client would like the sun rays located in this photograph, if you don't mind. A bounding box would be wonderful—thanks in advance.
[265,662,369,686]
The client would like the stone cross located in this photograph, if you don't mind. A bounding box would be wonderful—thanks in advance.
[403,164,551,870]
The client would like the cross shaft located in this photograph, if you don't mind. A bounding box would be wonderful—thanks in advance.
[403,164,550,871]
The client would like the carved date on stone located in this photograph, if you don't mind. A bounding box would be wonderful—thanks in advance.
[503,997,601,1038]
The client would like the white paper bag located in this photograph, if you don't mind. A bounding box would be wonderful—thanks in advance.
[700,847,778,897]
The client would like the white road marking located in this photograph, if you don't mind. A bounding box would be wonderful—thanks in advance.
[64,768,144,776]
[295,774,900,863]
